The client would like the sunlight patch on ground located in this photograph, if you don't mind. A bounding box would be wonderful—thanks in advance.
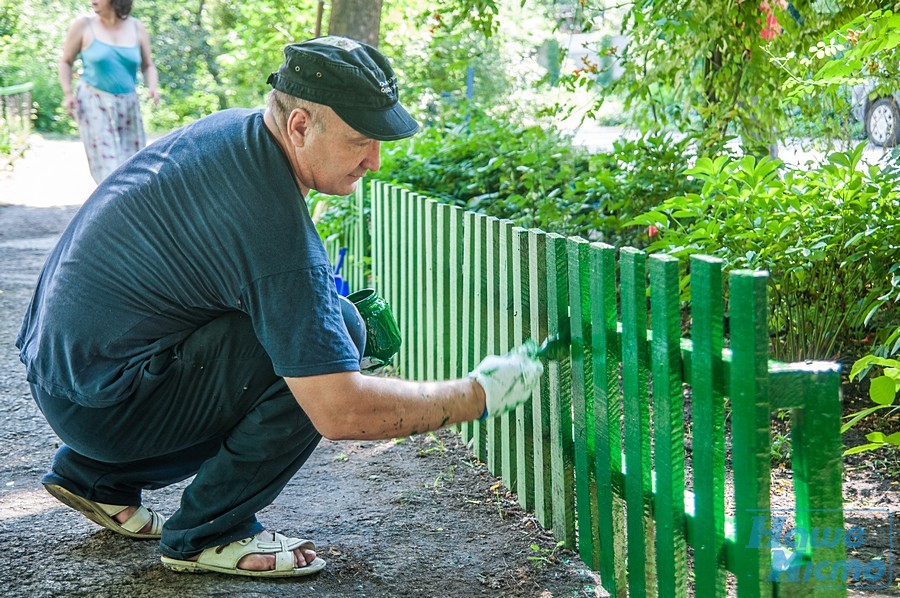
[0,486,58,521]
[0,135,95,208]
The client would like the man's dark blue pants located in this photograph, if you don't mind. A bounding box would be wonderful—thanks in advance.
[31,311,339,560]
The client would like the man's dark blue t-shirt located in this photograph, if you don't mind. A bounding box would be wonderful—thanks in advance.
[16,109,360,407]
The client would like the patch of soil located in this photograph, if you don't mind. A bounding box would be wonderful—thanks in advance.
[677,377,900,596]
[0,205,601,597]
[802,384,900,596]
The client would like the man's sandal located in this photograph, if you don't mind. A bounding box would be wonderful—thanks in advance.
[160,532,326,578]
[43,483,164,540]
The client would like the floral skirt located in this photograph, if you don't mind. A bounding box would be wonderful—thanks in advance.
[75,80,146,183]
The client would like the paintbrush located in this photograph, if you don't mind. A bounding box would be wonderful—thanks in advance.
[534,321,571,362]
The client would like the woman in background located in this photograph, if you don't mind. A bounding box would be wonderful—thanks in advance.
[59,0,159,183]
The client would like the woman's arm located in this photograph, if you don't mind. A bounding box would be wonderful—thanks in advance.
[58,17,86,119]
[136,19,159,106]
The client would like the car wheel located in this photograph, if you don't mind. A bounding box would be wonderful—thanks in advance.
[866,97,900,147]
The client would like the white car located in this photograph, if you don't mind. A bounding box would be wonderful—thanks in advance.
[852,83,900,147]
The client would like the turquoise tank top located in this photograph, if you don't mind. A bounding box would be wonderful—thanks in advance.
[80,19,141,95]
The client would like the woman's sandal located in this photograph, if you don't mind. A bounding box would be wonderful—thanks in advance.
[43,483,164,540]
[160,532,326,578]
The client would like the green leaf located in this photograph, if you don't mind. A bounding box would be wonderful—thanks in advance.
[850,356,900,381]
[844,442,885,455]
[870,376,898,406]
[866,431,886,443]
[841,404,889,433]
[884,368,900,382]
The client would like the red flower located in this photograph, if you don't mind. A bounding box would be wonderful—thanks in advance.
[758,0,782,40]
[647,225,659,237]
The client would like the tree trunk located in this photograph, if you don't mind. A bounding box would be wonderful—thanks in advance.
[327,0,383,48]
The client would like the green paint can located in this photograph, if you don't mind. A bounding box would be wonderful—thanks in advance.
[347,288,402,367]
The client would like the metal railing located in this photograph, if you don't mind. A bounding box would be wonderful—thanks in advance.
[0,81,34,168]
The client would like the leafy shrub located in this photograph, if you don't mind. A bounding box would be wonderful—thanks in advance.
[367,107,699,246]
[584,132,704,247]
[310,189,362,245]
[0,0,81,135]
[631,143,900,362]
[844,355,900,456]
[373,107,585,226]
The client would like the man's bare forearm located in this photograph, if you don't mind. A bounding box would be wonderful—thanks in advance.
[286,372,485,441]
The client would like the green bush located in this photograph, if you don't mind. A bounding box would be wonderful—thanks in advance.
[584,132,705,247]
[367,107,699,246]
[844,355,900,456]
[631,143,900,362]
[0,0,81,135]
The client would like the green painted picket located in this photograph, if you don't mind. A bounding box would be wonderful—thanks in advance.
[328,181,847,597]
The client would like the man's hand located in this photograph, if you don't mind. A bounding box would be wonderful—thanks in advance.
[468,342,543,420]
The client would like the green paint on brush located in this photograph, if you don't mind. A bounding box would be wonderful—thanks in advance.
[534,321,571,362]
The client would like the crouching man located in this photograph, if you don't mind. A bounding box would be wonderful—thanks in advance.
[17,36,541,578]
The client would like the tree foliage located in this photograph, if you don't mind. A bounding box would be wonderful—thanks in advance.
[778,8,900,104]
[3,0,536,133]
[0,0,82,132]
[135,0,323,128]
[446,1,897,154]
[605,0,892,155]
[0,0,375,132]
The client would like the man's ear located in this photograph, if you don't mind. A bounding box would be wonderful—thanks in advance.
[285,108,312,148]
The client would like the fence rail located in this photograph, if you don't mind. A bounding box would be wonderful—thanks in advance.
[0,81,33,168]
[330,179,846,596]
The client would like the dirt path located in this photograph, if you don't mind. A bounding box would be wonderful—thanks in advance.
[0,141,601,596]
[0,135,97,208]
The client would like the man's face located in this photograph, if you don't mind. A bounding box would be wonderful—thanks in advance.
[294,108,381,197]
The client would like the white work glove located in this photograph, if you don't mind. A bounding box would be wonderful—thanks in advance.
[468,341,543,421]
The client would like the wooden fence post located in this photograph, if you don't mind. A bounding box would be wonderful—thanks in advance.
[448,205,464,381]
[547,233,575,548]
[369,181,380,294]
[650,254,688,597]
[486,217,502,474]
[436,203,453,381]
[499,220,517,489]
[529,229,553,529]
[355,185,366,290]
[416,194,428,380]
[389,186,402,371]
[590,242,627,595]
[620,247,656,595]
[460,210,477,445]
[730,270,773,598]
[471,214,488,461]
[783,362,846,597]
[403,189,417,379]
[424,199,437,381]
[690,255,727,596]
[568,236,599,570]
[513,226,534,511]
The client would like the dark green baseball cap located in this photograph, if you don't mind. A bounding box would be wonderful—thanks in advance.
[267,36,419,141]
